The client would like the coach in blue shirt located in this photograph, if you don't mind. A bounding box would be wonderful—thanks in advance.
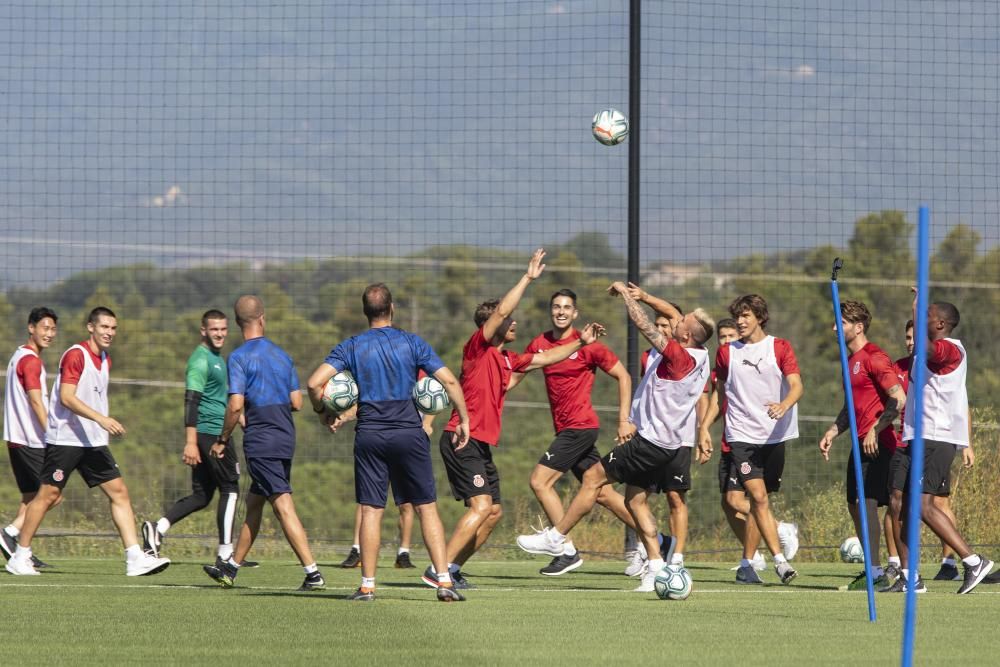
[207,295,325,592]
[308,283,469,602]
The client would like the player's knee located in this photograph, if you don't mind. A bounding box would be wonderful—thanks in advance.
[487,504,503,524]
[467,496,493,519]
[667,491,686,510]
[529,472,552,494]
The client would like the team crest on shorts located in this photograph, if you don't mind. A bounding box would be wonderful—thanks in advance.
[52,469,64,483]
[569,352,579,360]
[472,474,485,488]
[739,462,751,476]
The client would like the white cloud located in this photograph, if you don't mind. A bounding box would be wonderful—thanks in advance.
[792,64,816,79]
[144,184,185,208]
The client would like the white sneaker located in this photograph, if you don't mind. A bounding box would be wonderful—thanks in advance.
[516,527,564,557]
[752,550,767,571]
[624,542,648,577]
[634,566,657,592]
[126,552,171,577]
[5,556,40,576]
[778,522,799,561]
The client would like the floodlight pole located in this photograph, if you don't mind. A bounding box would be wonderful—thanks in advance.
[626,0,641,387]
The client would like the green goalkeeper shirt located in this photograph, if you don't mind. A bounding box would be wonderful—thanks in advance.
[185,344,228,435]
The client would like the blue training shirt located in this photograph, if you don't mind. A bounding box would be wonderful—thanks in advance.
[325,326,444,431]
[228,337,300,459]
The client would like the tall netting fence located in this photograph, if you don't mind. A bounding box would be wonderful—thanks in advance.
[0,1,998,562]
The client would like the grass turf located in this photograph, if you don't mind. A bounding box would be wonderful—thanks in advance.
[2,557,997,665]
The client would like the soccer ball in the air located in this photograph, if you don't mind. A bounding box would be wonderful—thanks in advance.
[840,536,865,563]
[653,564,692,600]
[592,108,629,146]
[413,376,450,415]
[322,371,359,413]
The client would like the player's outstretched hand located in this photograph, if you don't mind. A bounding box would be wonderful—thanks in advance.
[452,421,471,450]
[580,322,606,345]
[526,248,547,280]
[625,282,647,302]
[99,416,126,436]
[607,281,627,297]
[182,442,202,467]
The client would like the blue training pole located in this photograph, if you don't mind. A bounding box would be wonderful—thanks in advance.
[830,258,877,622]
[901,206,931,667]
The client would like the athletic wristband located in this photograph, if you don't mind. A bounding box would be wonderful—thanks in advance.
[216,437,229,447]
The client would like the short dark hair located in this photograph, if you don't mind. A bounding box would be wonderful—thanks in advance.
[362,283,393,321]
[201,309,227,326]
[728,294,768,329]
[905,319,914,331]
[28,307,58,326]
[716,318,737,336]
[840,300,872,333]
[670,302,684,316]
[932,301,960,332]
[87,306,116,325]
[549,288,577,307]
[474,299,500,328]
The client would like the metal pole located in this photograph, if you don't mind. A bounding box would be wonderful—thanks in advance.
[626,0,641,385]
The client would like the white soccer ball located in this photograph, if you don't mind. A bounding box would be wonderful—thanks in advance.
[322,371,359,413]
[413,376,450,415]
[653,564,692,600]
[591,108,629,146]
[840,536,865,564]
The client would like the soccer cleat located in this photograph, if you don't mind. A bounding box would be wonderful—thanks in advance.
[847,571,888,591]
[126,552,170,577]
[933,562,961,581]
[777,522,799,561]
[634,567,658,593]
[729,551,767,572]
[982,569,1000,585]
[140,521,162,558]
[776,562,797,585]
[624,542,647,577]
[883,564,901,584]
[735,564,763,585]
[451,570,475,590]
[347,587,375,601]
[421,565,441,588]
[516,527,564,557]
[339,547,362,568]
[297,571,326,591]
[0,531,16,560]
[31,555,53,569]
[957,557,995,595]
[5,556,40,576]
[203,559,239,587]
[659,534,677,564]
[239,560,260,568]
[395,552,415,569]
[540,551,584,576]
[436,585,466,602]
[879,576,926,593]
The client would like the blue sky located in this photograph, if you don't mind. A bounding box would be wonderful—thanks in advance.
[1,0,998,287]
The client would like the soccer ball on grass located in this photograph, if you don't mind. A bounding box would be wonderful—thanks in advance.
[654,564,692,600]
[839,536,865,564]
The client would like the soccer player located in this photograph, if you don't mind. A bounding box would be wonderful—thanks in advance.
[141,310,250,569]
[818,301,906,590]
[884,298,993,594]
[517,282,714,594]
[2,307,60,568]
[5,307,170,577]
[307,283,470,602]
[510,287,639,576]
[714,294,802,585]
[436,249,606,588]
[202,296,324,591]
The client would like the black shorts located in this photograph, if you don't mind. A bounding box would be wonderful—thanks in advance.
[41,445,122,489]
[8,445,45,494]
[717,451,745,494]
[601,434,677,489]
[729,441,785,493]
[440,433,501,504]
[193,432,240,494]
[846,446,892,506]
[890,441,957,496]
[538,428,601,480]
[655,446,692,493]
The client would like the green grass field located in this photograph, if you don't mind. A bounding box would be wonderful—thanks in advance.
[3,557,997,665]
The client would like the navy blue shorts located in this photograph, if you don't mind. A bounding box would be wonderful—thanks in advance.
[246,457,292,497]
[355,428,436,508]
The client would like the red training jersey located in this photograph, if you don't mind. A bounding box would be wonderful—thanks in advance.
[61,342,111,385]
[445,327,533,446]
[849,342,901,452]
[524,330,618,433]
[15,349,44,392]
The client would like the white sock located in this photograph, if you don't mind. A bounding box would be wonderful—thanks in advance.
[670,553,684,566]
[156,518,170,535]
[361,576,375,589]
[4,525,19,538]
[218,544,233,560]
[647,558,665,574]
[15,545,31,560]
[352,544,360,551]
[773,553,788,565]
[943,557,957,566]
[397,547,410,555]
[752,550,763,561]
[637,542,647,559]
[550,527,566,543]
[562,541,577,556]
[962,554,982,567]
[437,571,452,584]
[304,562,319,574]
[125,544,142,562]
[227,557,241,569]
[888,556,901,566]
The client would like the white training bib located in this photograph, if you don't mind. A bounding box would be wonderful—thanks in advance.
[46,344,110,447]
[902,338,969,448]
[3,346,48,447]
[723,336,799,445]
